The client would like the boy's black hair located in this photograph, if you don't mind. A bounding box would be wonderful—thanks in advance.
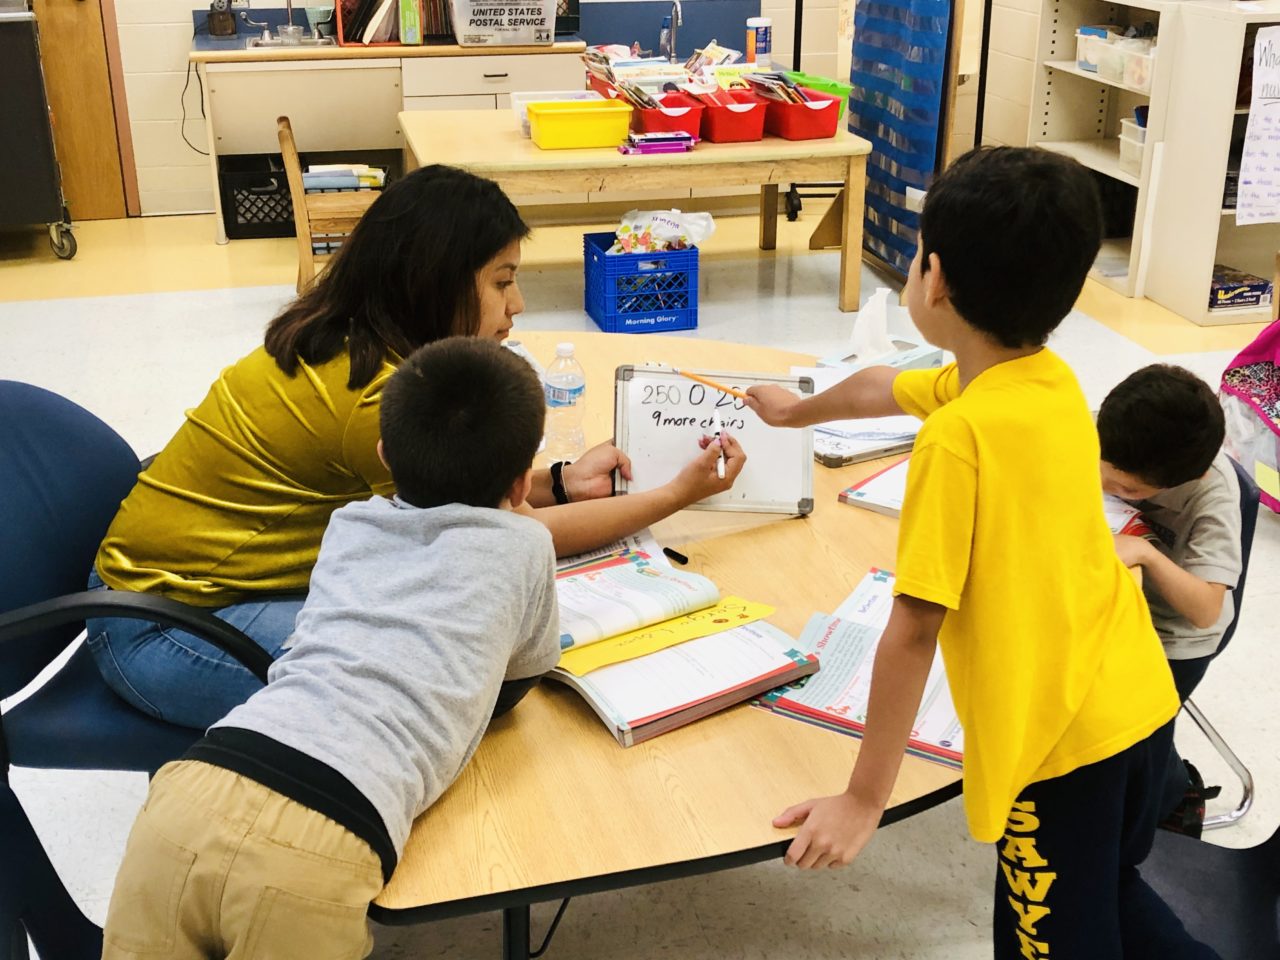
[379,338,545,509]
[920,146,1103,348]
[1097,364,1226,489]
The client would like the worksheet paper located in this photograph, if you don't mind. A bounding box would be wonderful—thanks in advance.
[1236,25,1280,224]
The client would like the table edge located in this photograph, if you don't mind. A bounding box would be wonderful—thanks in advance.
[368,778,961,923]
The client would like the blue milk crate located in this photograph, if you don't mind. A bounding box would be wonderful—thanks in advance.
[583,232,698,334]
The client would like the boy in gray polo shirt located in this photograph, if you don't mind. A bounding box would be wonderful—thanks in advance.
[1098,363,1242,835]
[102,338,560,959]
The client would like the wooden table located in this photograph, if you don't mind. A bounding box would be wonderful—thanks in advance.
[398,111,873,312]
[368,333,960,957]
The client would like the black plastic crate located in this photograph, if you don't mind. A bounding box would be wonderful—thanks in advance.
[219,155,294,240]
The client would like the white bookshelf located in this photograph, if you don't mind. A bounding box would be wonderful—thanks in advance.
[1025,0,1280,322]
[1142,0,1280,325]
[1027,0,1170,297]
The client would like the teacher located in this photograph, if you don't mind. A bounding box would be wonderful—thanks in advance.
[87,164,745,730]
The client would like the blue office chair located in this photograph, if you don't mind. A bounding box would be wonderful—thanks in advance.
[1140,821,1280,959]
[0,381,272,960]
[1182,457,1260,830]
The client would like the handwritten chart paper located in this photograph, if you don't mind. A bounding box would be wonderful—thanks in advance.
[1237,26,1280,224]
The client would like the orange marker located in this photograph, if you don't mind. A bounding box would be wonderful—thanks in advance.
[672,368,750,401]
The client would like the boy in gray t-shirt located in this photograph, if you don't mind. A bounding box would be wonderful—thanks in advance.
[102,338,560,958]
[1098,363,1243,835]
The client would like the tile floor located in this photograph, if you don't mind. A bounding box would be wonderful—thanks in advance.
[1,219,1277,960]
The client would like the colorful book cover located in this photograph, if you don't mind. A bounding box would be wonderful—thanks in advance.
[399,0,423,44]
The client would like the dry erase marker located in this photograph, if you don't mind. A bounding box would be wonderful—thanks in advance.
[672,368,750,401]
[713,410,726,480]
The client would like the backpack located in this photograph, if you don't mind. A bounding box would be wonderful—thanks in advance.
[1221,318,1280,513]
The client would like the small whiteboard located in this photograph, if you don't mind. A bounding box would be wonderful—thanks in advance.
[615,365,814,515]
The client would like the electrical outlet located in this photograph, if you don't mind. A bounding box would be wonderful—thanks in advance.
[230,0,249,8]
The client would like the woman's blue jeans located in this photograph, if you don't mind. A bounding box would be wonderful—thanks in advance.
[84,570,304,730]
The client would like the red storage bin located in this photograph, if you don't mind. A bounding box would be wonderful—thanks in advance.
[631,93,704,138]
[700,90,767,143]
[763,87,842,140]
[588,75,619,99]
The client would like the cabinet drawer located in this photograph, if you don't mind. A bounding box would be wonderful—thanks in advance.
[403,94,499,110]
[402,53,583,97]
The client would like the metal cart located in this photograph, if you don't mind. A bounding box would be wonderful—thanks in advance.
[0,0,76,259]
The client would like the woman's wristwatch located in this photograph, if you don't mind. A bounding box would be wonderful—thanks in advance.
[550,460,572,505]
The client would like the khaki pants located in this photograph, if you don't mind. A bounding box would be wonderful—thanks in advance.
[102,760,384,960]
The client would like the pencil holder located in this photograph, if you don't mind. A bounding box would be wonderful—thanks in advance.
[584,232,699,334]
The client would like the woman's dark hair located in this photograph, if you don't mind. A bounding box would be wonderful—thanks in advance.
[1098,364,1226,489]
[264,165,530,389]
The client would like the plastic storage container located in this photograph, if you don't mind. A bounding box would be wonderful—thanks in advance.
[1120,116,1146,144]
[746,16,771,64]
[1123,46,1155,92]
[1118,131,1145,176]
[583,231,698,333]
[763,87,842,140]
[528,100,633,150]
[783,71,853,120]
[631,92,705,138]
[449,0,555,46]
[1075,27,1109,72]
[512,90,603,137]
[219,155,294,240]
[1096,42,1127,83]
[700,90,767,142]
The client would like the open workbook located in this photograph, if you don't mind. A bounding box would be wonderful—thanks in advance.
[549,623,819,747]
[545,534,818,746]
[758,569,963,769]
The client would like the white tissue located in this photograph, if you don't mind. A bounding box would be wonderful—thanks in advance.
[847,287,898,364]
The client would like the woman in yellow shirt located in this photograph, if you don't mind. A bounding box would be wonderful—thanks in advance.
[87,165,742,729]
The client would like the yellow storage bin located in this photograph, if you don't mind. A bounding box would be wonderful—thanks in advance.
[528,100,633,150]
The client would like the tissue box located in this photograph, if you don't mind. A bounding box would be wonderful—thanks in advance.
[819,341,945,373]
[819,293,945,371]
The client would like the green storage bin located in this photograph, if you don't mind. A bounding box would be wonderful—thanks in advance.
[783,71,853,120]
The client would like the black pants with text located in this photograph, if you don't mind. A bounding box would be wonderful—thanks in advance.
[992,721,1221,960]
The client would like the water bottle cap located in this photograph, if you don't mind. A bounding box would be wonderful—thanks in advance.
[556,342,575,357]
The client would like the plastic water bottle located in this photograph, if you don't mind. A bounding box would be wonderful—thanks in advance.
[543,342,586,461]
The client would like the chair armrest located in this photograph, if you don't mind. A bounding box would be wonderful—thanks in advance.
[0,591,273,683]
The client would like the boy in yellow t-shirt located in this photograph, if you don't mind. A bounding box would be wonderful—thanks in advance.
[748,148,1216,959]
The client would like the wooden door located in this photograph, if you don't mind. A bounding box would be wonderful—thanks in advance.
[31,0,126,220]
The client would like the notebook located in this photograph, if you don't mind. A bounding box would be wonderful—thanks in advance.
[837,455,910,517]
[547,622,818,747]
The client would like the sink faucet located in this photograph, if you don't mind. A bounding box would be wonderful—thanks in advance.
[668,0,682,63]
